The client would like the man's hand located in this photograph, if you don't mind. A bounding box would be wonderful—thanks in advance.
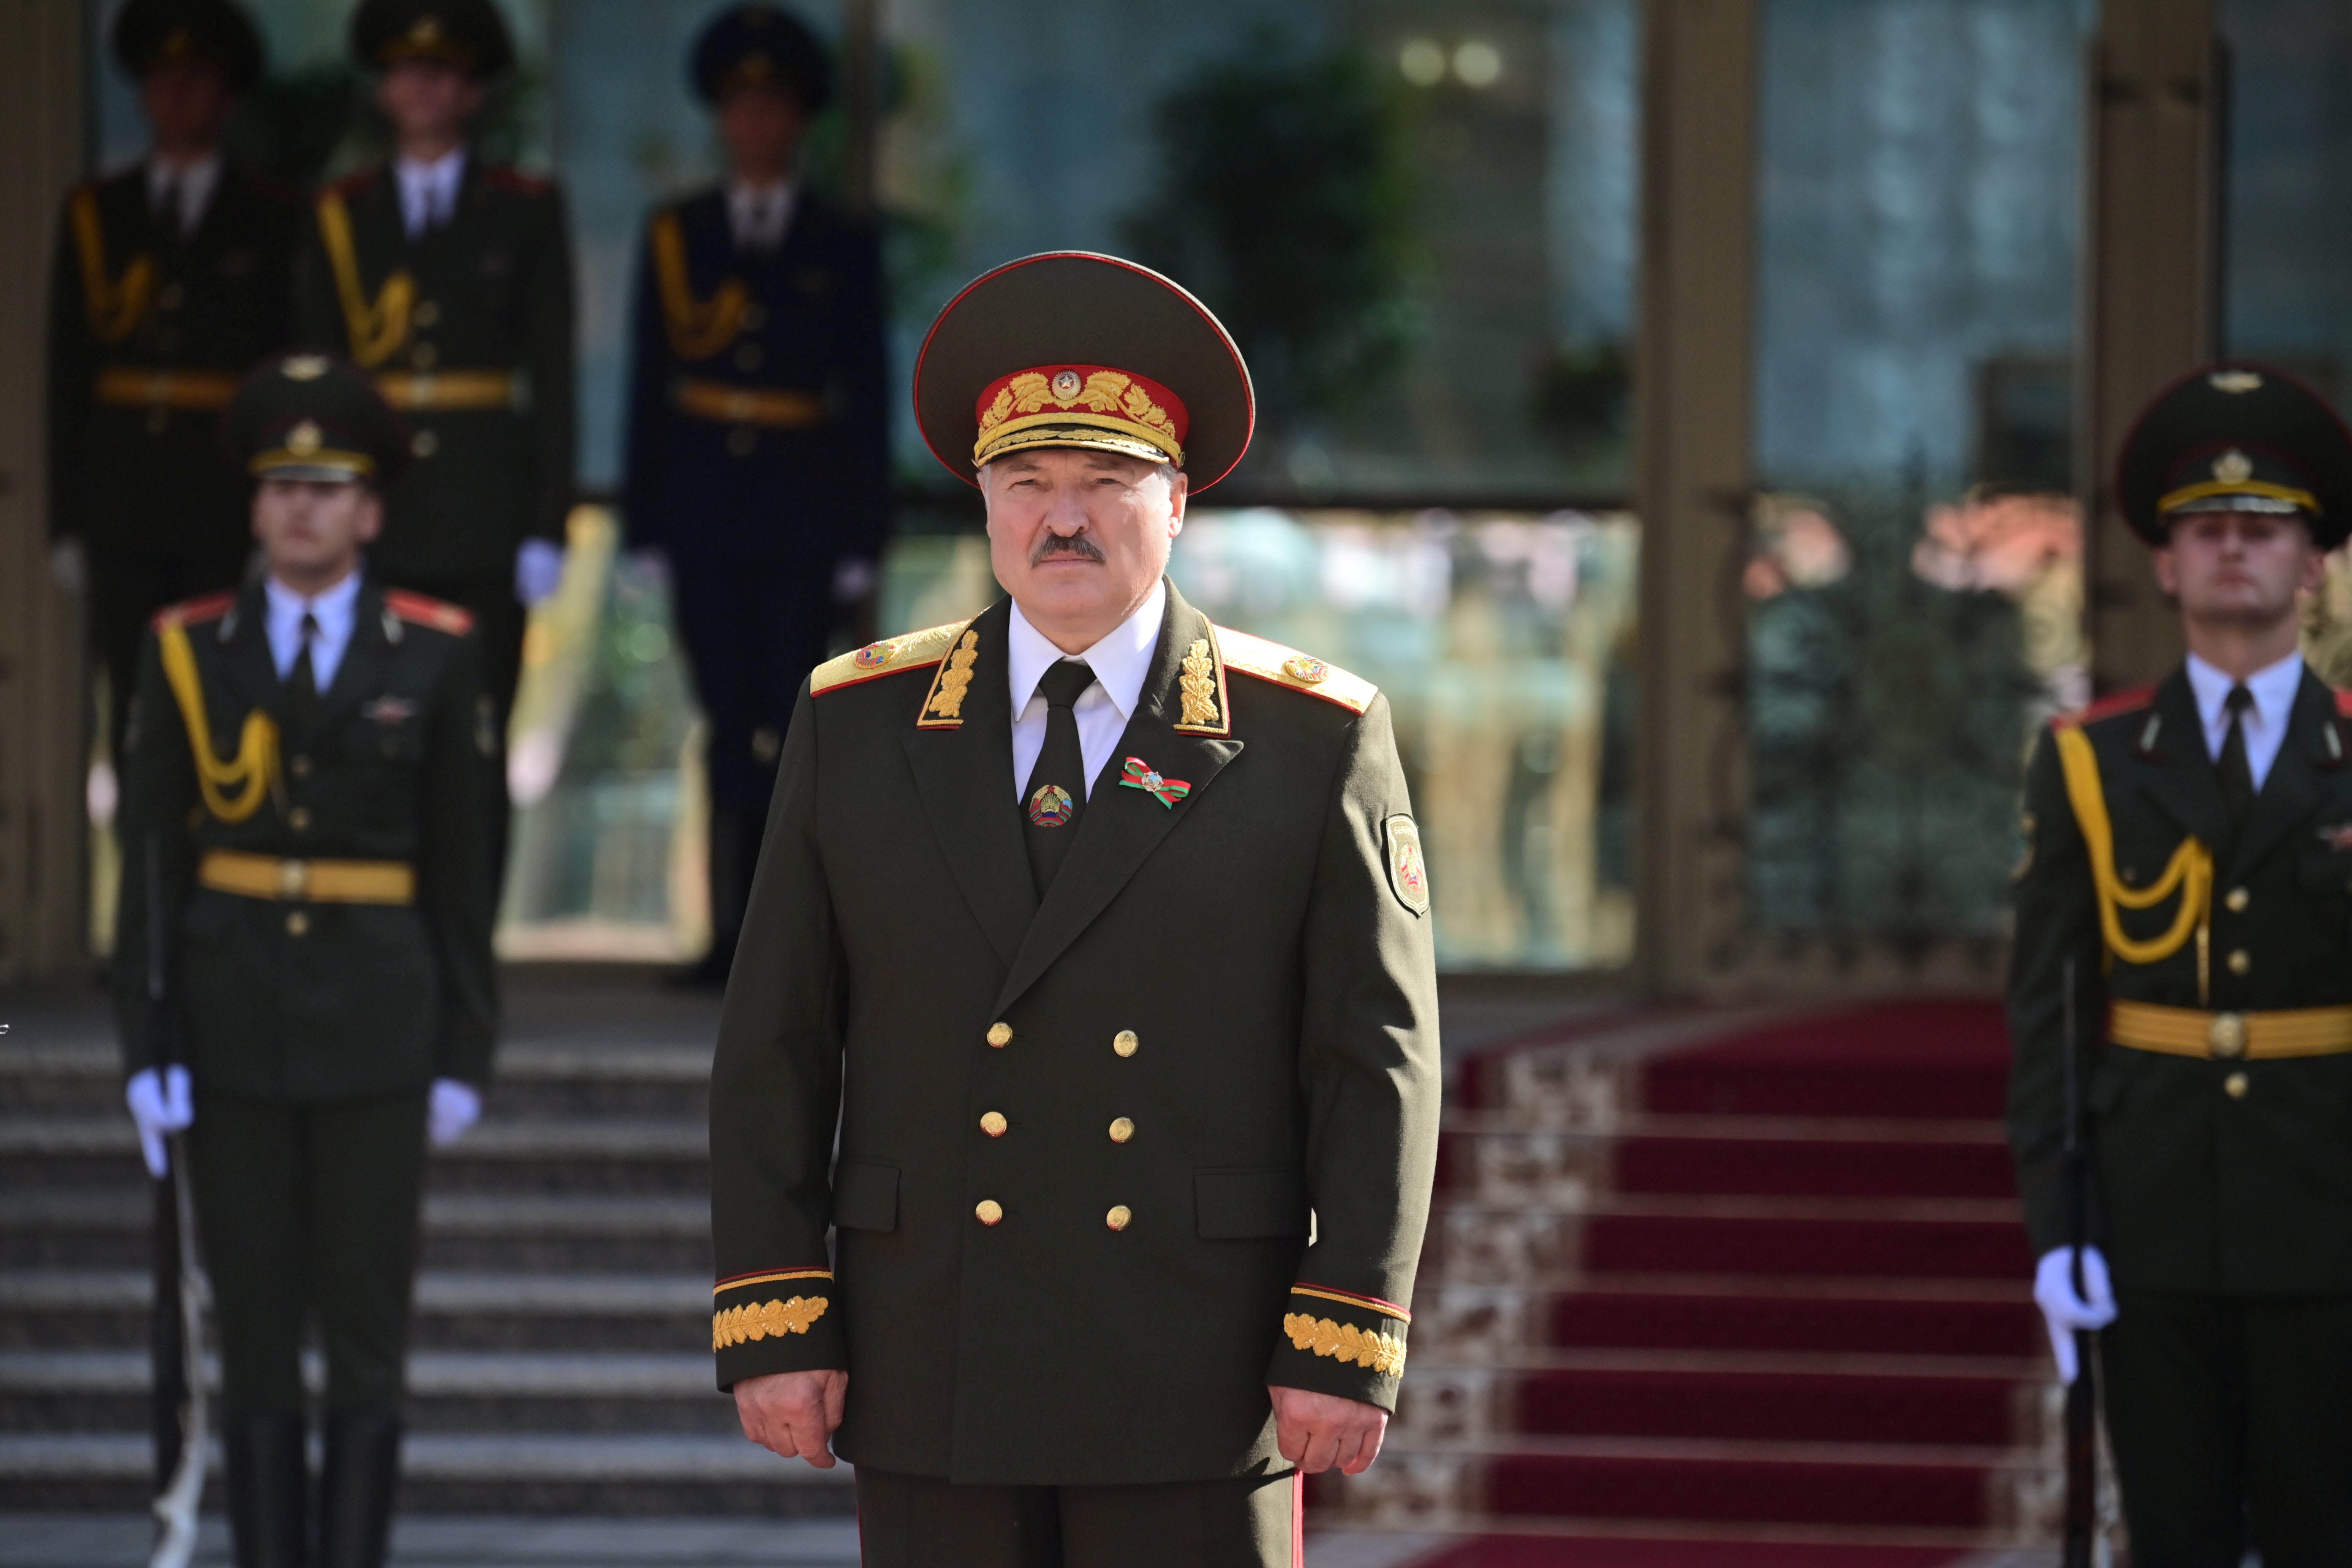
[733,1368,847,1468]
[1270,1384,1388,1476]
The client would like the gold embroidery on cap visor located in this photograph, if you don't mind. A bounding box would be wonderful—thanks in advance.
[973,368,1186,467]
[2157,478,2320,518]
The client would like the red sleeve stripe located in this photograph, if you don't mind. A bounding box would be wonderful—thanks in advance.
[1290,1284,1410,1323]
[713,1268,833,1296]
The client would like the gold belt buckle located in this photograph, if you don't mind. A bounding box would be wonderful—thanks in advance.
[279,859,309,899]
[2209,1011,2248,1060]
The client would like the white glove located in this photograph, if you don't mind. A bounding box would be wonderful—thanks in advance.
[51,539,87,596]
[125,1066,193,1179]
[830,556,877,604]
[514,539,566,606]
[428,1078,482,1146]
[2034,1245,2118,1384]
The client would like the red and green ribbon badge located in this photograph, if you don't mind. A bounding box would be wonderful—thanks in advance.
[1118,755,1190,809]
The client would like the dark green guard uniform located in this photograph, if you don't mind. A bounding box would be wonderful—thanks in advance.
[292,0,575,732]
[113,358,497,1568]
[708,255,1443,1566]
[2008,366,2352,1565]
[47,0,295,758]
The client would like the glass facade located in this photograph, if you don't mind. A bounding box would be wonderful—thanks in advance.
[1745,0,2093,944]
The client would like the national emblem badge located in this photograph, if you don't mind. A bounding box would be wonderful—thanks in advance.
[1282,655,1329,685]
[2214,449,2254,484]
[853,640,894,669]
[1028,784,1075,827]
[1384,814,1430,917]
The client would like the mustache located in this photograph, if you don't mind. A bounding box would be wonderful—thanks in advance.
[1030,531,1105,566]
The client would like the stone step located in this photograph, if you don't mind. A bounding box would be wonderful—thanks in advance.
[0,1432,853,1515]
[1,1351,735,1436]
[0,1043,712,1121]
[0,1193,712,1274]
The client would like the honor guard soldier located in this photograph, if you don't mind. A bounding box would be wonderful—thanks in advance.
[113,357,498,1568]
[2009,365,2352,1565]
[294,0,576,786]
[48,0,295,762]
[708,254,1442,1567]
[622,3,890,985]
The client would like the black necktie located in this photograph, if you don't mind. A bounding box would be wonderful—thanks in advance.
[289,612,321,732]
[1021,660,1097,895]
[2219,684,2256,830]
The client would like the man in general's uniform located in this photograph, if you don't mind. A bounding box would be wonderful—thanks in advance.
[114,357,498,1568]
[708,253,1442,1567]
[293,0,575,827]
[48,0,294,761]
[622,3,889,985]
[2009,365,2352,1565]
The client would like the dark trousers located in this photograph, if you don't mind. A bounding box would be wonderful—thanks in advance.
[853,1465,1298,1568]
[187,1089,430,1415]
[2104,1288,2352,1567]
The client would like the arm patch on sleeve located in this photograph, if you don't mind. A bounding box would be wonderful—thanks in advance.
[1384,814,1430,916]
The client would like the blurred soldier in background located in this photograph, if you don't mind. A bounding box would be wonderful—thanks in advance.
[115,356,498,1568]
[295,0,577,869]
[48,0,294,765]
[622,3,889,985]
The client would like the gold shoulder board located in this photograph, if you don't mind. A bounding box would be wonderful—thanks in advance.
[810,621,967,697]
[1215,626,1377,716]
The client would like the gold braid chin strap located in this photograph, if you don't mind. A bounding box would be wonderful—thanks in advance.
[316,190,414,368]
[2054,724,2214,999]
[651,209,749,361]
[71,188,155,343]
[157,615,279,824]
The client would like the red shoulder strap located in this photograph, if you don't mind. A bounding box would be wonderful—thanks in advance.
[383,589,475,635]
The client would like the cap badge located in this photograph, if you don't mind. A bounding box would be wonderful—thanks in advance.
[286,421,323,455]
[1051,369,1083,400]
[282,356,329,381]
[2214,449,2254,485]
[1384,814,1431,917]
[1027,783,1076,827]
[2210,370,2264,395]
[1117,756,1191,809]
[410,16,444,44]
[163,28,194,57]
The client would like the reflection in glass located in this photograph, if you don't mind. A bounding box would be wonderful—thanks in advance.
[1748,0,2091,944]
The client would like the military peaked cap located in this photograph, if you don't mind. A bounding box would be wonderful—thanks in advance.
[112,0,265,92]
[913,252,1255,492]
[691,3,831,112]
[2117,362,2352,550]
[223,355,411,488]
[351,0,514,78]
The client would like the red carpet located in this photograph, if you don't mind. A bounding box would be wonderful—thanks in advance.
[1317,999,2052,1561]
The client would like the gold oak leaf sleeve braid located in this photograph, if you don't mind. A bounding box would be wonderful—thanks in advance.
[1266,693,1443,1411]
[2005,727,2110,1258]
[419,630,499,1082]
[110,629,201,1078]
[707,683,849,1388]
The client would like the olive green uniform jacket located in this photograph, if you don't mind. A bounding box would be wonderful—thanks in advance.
[708,583,1442,1485]
[2007,664,2352,1295]
[291,159,574,585]
[112,580,499,1098]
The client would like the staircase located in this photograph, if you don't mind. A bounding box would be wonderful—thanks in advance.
[1321,1001,2058,1562]
[0,975,852,1520]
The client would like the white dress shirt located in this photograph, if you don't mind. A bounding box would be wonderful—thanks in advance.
[1007,581,1166,800]
[728,178,797,251]
[147,152,221,237]
[396,149,466,237]
[2185,649,2305,792]
[264,572,364,693]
